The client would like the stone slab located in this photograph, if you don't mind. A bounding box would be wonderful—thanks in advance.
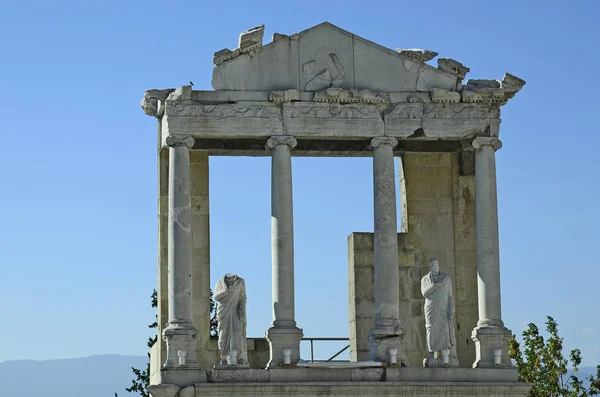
[208,369,269,383]
[194,382,531,397]
[385,367,519,382]
[160,368,207,387]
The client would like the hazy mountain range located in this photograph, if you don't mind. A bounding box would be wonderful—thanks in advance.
[0,354,147,397]
[0,354,597,396]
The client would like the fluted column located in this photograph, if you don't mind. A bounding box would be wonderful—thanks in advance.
[368,137,408,365]
[162,135,199,370]
[471,137,512,368]
[265,136,303,368]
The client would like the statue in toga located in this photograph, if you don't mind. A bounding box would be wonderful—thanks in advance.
[214,273,248,366]
[421,258,459,367]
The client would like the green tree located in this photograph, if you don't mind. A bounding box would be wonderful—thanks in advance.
[509,316,600,397]
[117,289,218,396]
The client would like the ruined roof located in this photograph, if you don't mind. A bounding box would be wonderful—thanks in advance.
[211,22,524,102]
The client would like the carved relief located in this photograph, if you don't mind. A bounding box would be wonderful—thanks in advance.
[166,102,281,119]
[303,48,346,91]
[283,103,380,119]
[313,88,390,103]
[386,103,424,119]
[423,103,490,120]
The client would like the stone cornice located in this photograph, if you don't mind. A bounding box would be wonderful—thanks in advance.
[472,137,502,151]
[266,136,298,150]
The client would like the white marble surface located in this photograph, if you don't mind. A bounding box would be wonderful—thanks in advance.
[214,274,248,366]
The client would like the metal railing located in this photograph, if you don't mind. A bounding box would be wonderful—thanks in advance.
[301,337,350,363]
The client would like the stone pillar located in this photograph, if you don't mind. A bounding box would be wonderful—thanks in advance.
[368,137,408,365]
[162,135,199,370]
[265,136,303,368]
[190,150,214,367]
[471,137,512,368]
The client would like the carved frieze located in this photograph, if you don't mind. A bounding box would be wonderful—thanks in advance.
[165,101,281,119]
[312,88,390,103]
[423,103,491,120]
[386,103,424,119]
[283,102,381,120]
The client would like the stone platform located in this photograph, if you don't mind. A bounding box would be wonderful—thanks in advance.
[195,382,531,397]
[150,367,531,397]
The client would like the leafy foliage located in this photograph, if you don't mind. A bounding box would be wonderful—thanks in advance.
[210,289,218,337]
[509,316,600,397]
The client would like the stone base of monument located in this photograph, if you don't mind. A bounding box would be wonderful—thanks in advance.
[160,368,207,387]
[149,368,531,397]
[213,363,250,370]
[423,356,460,368]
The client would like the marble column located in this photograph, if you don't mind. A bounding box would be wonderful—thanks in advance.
[265,136,303,368]
[162,135,199,370]
[471,137,512,368]
[368,137,408,365]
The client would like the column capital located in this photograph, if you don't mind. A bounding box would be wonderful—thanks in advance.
[472,137,502,151]
[369,137,398,150]
[166,135,195,149]
[266,136,297,150]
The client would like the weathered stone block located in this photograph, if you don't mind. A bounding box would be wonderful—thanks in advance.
[407,199,438,215]
[350,249,375,267]
[191,216,210,249]
[410,299,423,317]
[438,199,453,215]
[190,163,209,197]
[354,300,375,320]
[349,232,374,250]
[435,166,453,199]
[191,196,209,215]
[353,267,374,298]
[189,150,208,164]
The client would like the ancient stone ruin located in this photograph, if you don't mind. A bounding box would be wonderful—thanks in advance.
[142,22,529,397]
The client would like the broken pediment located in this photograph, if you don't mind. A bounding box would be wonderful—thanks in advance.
[212,22,463,93]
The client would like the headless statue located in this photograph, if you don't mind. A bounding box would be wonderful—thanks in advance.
[214,274,248,366]
[421,258,459,367]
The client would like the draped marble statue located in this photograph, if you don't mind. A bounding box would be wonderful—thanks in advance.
[421,258,459,367]
[214,274,248,366]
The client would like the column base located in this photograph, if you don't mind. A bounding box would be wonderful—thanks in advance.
[369,327,408,366]
[162,324,199,370]
[471,325,513,368]
[266,326,303,368]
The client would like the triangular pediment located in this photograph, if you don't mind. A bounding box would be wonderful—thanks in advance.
[212,22,461,92]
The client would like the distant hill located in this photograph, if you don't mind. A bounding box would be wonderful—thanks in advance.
[0,354,147,397]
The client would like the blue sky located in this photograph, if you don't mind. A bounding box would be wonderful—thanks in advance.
[1,0,599,366]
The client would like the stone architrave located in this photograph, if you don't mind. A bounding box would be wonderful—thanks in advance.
[214,274,248,366]
[421,258,459,367]
[162,135,199,370]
